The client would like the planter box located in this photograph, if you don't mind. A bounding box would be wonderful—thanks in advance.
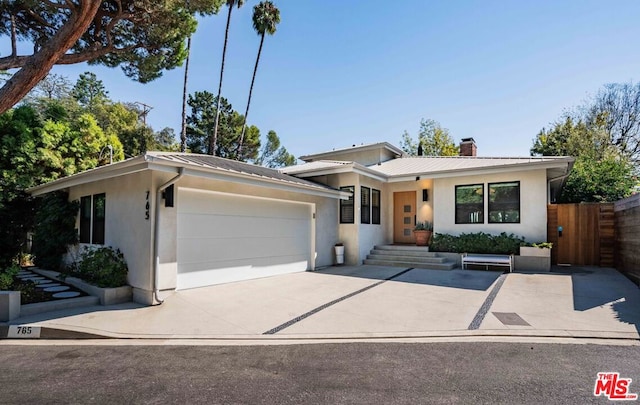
[516,247,551,272]
[519,246,551,257]
[32,268,132,305]
[0,291,20,321]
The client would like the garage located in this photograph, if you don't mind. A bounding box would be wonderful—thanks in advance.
[176,188,314,290]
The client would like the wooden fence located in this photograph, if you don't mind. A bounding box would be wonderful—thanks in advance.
[615,194,640,283]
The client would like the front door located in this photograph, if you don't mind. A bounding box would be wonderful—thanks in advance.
[394,191,416,244]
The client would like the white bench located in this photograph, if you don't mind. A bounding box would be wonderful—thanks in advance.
[461,253,513,272]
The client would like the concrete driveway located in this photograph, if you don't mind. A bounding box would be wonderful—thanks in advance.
[3,265,640,340]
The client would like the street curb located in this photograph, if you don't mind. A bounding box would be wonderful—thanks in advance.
[0,325,110,340]
[2,324,638,342]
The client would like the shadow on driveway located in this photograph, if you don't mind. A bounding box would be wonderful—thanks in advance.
[567,266,640,334]
[316,266,503,291]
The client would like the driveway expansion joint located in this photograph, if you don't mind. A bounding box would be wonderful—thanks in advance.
[468,273,508,330]
[263,268,414,335]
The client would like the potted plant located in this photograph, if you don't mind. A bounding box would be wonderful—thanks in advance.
[413,221,433,246]
[519,242,552,257]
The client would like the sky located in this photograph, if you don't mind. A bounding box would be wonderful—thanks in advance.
[5,0,640,160]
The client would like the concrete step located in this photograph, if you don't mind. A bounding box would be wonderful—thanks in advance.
[366,253,448,264]
[364,259,456,270]
[369,249,439,258]
[19,295,100,318]
[374,245,434,253]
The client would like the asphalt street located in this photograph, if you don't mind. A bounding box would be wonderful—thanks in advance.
[1,342,639,404]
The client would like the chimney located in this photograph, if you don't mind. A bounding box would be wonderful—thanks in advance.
[459,137,477,157]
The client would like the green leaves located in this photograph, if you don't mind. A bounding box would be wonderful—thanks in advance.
[400,118,459,156]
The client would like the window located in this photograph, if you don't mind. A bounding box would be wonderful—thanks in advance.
[340,186,354,223]
[455,184,483,224]
[361,186,370,224]
[79,193,106,244]
[489,182,520,223]
[371,189,381,225]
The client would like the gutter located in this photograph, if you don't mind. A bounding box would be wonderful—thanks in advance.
[152,168,185,304]
[547,160,574,203]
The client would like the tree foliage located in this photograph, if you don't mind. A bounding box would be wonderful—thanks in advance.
[531,114,636,203]
[587,82,640,164]
[256,130,296,168]
[400,118,459,156]
[0,0,225,114]
[72,71,109,111]
[238,0,280,157]
[32,191,79,271]
[186,91,259,160]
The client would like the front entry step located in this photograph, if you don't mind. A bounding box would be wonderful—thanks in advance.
[363,245,456,270]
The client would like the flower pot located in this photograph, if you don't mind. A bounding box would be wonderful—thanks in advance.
[334,245,345,264]
[414,230,432,246]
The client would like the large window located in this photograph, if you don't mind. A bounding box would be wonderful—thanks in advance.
[79,193,106,244]
[361,186,370,224]
[340,186,355,224]
[488,182,520,223]
[455,184,484,224]
[371,189,381,225]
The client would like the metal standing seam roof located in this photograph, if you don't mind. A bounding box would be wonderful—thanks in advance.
[279,160,355,174]
[280,155,573,179]
[370,156,573,177]
[27,152,343,196]
[145,152,341,192]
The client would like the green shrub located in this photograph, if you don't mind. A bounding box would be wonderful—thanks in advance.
[0,192,36,268]
[431,232,525,255]
[0,264,20,290]
[74,247,128,288]
[32,191,79,271]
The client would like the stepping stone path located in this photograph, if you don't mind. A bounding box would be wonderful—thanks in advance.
[37,283,62,288]
[14,269,87,302]
[43,286,70,293]
[52,291,81,299]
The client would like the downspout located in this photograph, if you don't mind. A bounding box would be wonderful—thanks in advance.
[152,168,185,304]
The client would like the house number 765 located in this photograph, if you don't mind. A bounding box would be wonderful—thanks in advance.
[145,191,150,220]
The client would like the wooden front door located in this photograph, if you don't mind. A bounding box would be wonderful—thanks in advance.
[394,191,416,244]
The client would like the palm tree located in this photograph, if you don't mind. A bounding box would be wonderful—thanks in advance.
[237,0,280,158]
[211,0,245,156]
[180,35,191,152]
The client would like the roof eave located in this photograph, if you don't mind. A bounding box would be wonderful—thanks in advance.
[384,158,574,182]
[27,157,149,196]
[299,142,404,162]
[146,159,345,199]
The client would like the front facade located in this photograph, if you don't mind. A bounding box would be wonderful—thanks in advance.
[28,141,573,305]
[284,140,573,266]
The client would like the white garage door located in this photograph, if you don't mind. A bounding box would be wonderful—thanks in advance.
[177,188,313,290]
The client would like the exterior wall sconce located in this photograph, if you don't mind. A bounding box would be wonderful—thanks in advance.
[422,189,429,202]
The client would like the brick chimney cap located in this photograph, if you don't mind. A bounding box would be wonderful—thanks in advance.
[461,137,476,143]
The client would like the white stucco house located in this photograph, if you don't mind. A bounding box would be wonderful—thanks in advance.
[28,139,573,305]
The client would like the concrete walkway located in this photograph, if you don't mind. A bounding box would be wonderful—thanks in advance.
[2,265,639,341]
